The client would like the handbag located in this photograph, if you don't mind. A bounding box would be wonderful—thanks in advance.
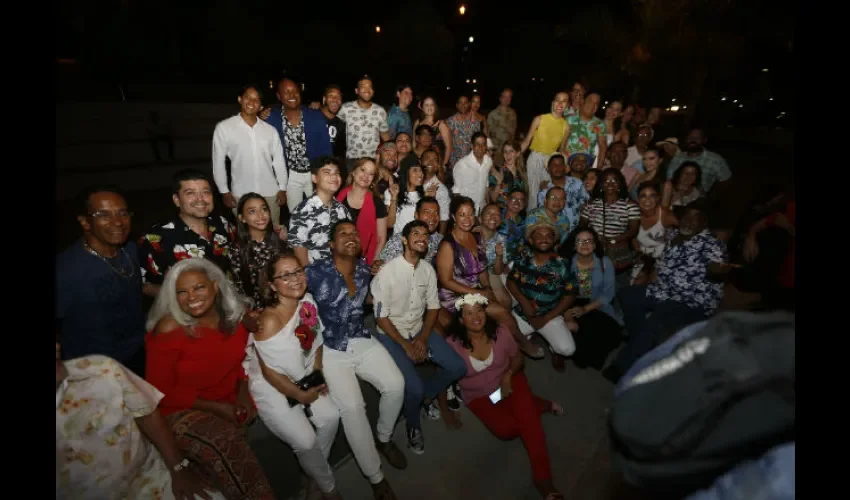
[286,370,326,408]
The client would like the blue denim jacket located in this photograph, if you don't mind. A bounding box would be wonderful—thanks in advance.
[618,321,795,500]
[570,254,622,325]
[263,105,332,161]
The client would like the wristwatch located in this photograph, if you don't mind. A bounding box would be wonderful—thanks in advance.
[173,458,190,472]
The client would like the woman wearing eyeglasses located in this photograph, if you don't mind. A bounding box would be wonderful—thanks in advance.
[245,253,343,499]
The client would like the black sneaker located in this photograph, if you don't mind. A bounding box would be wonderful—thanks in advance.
[375,438,408,469]
[446,383,462,411]
[406,427,425,455]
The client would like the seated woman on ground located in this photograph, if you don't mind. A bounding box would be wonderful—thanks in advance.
[445,294,564,500]
[435,195,543,359]
[56,342,225,500]
[244,253,343,500]
[145,258,275,500]
[562,227,624,371]
[228,193,290,330]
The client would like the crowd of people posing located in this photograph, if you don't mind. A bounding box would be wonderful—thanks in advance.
[56,77,795,500]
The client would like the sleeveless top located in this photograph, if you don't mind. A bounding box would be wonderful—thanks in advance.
[530,114,567,155]
[636,208,666,259]
[438,231,488,312]
[470,349,494,372]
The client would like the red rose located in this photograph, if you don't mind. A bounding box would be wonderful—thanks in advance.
[294,325,316,351]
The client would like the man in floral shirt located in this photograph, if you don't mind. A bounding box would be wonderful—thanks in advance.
[604,200,730,383]
[506,221,580,372]
[537,153,591,232]
[138,169,235,297]
[337,75,390,173]
[287,156,352,266]
[564,93,608,165]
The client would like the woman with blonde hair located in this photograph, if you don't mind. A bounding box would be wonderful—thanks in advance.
[145,257,275,500]
[520,92,570,211]
[336,157,388,265]
[488,139,528,210]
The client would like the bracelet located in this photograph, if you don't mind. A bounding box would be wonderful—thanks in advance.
[172,458,190,472]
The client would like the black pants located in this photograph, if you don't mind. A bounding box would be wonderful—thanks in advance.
[571,298,623,370]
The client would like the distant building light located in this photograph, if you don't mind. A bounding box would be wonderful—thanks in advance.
[466,79,470,83]
[472,79,477,84]
[671,105,680,112]
[739,104,744,108]
[762,68,769,72]
[733,99,738,103]
[721,97,727,101]
[769,97,774,101]
[682,105,688,109]
[469,36,474,43]
[447,86,451,90]
[473,88,477,93]
[459,5,466,15]
[269,80,273,88]
[671,98,676,102]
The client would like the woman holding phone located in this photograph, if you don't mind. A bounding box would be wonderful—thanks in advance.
[445,293,565,500]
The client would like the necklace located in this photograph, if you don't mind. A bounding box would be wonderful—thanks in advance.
[83,242,135,280]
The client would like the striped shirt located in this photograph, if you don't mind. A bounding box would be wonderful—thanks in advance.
[580,199,640,239]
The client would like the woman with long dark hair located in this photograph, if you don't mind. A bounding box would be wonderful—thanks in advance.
[662,160,703,210]
[580,169,640,290]
[627,146,667,200]
[385,162,425,234]
[444,294,564,500]
[561,228,624,370]
[228,193,289,309]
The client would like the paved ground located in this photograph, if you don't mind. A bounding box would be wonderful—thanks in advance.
[55,138,792,500]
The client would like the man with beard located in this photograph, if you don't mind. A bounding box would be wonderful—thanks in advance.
[564,93,608,167]
[374,141,400,198]
[507,221,580,372]
[262,77,333,213]
[371,220,467,455]
[57,185,147,376]
[212,84,288,232]
[387,84,414,139]
[321,85,347,162]
[338,75,391,173]
[138,169,235,298]
[666,128,732,196]
[625,124,653,173]
[306,220,406,499]
[603,200,731,383]
[375,196,444,271]
[539,153,591,232]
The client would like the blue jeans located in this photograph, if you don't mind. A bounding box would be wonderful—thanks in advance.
[376,331,467,431]
[612,285,707,373]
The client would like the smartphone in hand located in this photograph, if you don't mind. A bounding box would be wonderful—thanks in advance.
[489,387,502,404]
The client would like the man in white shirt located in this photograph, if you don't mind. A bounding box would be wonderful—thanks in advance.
[337,75,391,174]
[212,84,288,232]
[451,132,492,216]
[371,220,466,456]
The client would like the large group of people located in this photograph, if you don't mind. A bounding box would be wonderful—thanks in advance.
[56,75,795,500]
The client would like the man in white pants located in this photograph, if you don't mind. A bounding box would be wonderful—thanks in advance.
[212,84,288,232]
[506,221,580,373]
[305,220,405,500]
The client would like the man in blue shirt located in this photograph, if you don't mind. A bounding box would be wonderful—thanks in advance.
[56,185,147,376]
[263,76,333,214]
[305,220,405,500]
[386,84,413,139]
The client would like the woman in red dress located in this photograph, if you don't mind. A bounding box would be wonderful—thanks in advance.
[145,257,274,500]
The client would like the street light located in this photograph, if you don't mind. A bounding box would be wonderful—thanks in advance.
[466,79,470,83]
[459,4,466,15]
[469,36,474,43]
[375,26,381,33]
[472,79,477,84]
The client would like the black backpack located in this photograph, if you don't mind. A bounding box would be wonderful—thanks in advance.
[608,311,795,497]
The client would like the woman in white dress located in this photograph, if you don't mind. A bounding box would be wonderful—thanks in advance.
[244,254,343,500]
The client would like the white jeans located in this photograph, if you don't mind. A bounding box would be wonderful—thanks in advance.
[287,170,315,213]
[323,337,405,484]
[526,151,552,211]
[251,379,340,493]
[513,311,576,356]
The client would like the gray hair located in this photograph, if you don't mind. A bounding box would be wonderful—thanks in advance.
[146,258,248,333]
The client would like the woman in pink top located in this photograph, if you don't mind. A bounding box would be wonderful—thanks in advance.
[445,294,565,500]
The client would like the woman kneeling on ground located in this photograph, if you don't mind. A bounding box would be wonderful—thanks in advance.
[445,293,565,500]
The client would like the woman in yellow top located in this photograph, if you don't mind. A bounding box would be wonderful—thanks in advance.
[520,92,570,210]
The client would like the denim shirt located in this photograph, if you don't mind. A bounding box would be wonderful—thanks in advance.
[305,258,372,352]
[570,254,622,324]
[387,104,413,139]
[263,105,332,161]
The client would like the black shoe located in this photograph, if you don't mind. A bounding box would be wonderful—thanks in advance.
[375,438,408,469]
[406,427,425,455]
[446,383,462,411]
[602,365,624,384]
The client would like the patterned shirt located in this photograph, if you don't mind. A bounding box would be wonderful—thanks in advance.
[337,101,389,159]
[227,238,288,308]
[488,166,527,211]
[666,149,732,193]
[386,104,413,139]
[484,232,509,272]
[287,194,352,264]
[508,253,578,320]
[486,106,517,151]
[306,258,372,351]
[566,114,607,155]
[379,232,443,264]
[498,211,528,260]
[56,355,227,500]
[138,215,235,285]
[647,229,728,315]
[283,110,311,173]
[538,176,589,231]
[524,207,572,245]
[446,113,482,167]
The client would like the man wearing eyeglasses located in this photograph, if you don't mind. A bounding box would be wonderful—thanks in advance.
[56,185,147,376]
